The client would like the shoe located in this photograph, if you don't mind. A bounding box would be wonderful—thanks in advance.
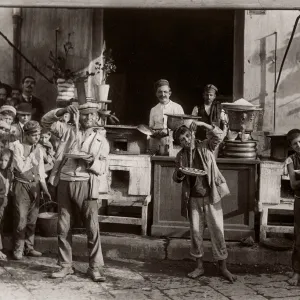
[51,267,74,278]
[25,249,42,257]
[87,267,106,282]
[12,251,23,260]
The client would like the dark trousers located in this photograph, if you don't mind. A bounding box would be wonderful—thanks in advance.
[293,196,300,272]
[13,181,40,253]
[0,196,8,250]
[57,180,104,269]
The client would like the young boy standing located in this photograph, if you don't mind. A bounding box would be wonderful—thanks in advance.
[173,121,235,282]
[10,120,51,260]
[11,103,33,143]
[285,129,300,286]
[0,148,13,260]
[39,128,55,173]
[0,105,16,127]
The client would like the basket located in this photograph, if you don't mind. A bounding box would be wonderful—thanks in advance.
[37,201,58,237]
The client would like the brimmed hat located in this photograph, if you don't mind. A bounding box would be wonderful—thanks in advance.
[204,84,218,93]
[23,120,41,134]
[0,120,10,130]
[0,105,16,117]
[16,103,35,115]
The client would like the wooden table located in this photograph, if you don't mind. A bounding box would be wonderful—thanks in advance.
[151,156,260,241]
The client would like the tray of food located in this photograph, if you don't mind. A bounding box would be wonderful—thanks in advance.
[64,151,91,159]
[179,167,207,176]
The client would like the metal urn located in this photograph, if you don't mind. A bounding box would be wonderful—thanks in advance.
[221,99,263,159]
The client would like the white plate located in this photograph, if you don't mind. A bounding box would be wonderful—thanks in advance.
[180,167,207,177]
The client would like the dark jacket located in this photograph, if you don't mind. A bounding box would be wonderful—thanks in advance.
[173,126,230,218]
[20,95,44,121]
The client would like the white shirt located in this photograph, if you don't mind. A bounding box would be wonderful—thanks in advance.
[149,100,184,130]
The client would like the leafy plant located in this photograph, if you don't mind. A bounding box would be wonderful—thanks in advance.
[47,33,94,83]
[95,49,116,84]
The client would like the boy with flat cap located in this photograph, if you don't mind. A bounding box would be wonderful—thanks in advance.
[192,84,227,142]
[11,103,34,143]
[41,102,109,282]
[10,120,51,260]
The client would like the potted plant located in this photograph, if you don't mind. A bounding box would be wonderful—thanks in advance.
[94,48,116,102]
[47,33,94,107]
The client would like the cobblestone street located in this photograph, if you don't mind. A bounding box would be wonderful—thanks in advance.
[0,254,299,300]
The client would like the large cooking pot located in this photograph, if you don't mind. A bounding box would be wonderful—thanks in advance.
[226,108,262,132]
[221,103,262,133]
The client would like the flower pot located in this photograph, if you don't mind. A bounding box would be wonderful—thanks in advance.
[98,84,110,102]
[56,78,75,108]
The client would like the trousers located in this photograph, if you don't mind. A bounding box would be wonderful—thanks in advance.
[189,196,228,261]
[13,181,40,253]
[0,196,8,250]
[57,180,104,268]
[292,196,300,272]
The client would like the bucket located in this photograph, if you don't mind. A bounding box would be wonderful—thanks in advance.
[37,212,58,237]
[37,200,58,237]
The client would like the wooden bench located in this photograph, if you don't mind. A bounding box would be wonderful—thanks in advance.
[98,194,151,235]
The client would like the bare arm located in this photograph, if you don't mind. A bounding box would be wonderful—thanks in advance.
[287,163,300,190]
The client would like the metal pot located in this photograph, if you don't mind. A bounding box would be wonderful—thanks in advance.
[165,114,200,131]
[225,108,262,132]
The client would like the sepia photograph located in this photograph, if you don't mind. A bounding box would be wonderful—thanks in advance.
[0,0,300,299]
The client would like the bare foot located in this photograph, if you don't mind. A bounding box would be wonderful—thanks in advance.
[288,272,300,286]
[0,250,7,261]
[220,267,237,283]
[187,267,205,279]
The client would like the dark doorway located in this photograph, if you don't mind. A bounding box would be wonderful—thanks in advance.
[104,9,235,125]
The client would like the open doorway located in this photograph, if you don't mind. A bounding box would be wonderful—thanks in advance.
[104,9,235,125]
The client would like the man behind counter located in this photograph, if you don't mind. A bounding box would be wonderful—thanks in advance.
[149,79,184,154]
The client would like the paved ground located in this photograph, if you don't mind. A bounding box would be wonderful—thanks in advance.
[0,254,299,300]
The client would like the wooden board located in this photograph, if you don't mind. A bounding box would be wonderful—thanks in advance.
[5,1,300,9]
[151,158,259,241]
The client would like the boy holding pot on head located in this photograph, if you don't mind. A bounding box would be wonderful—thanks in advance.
[10,120,51,260]
[172,121,235,282]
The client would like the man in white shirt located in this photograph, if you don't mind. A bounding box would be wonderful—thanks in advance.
[149,79,184,154]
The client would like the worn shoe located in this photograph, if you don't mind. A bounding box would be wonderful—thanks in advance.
[12,251,23,260]
[87,267,106,282]
[51,267,74,278]
[25,249,42,257]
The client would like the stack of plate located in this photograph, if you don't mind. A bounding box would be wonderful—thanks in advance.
[223,140,257,159]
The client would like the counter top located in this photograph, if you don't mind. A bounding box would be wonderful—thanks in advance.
[151,156,260,164]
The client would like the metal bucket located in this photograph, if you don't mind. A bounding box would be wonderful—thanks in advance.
[37,212,58,237]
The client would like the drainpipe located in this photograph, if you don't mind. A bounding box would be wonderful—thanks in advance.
[12,8,22,86]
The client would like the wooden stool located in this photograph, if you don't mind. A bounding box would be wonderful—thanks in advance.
[260,202,294,241]
[98,195,151,235]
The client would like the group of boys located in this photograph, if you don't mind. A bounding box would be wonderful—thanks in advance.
[0,98,65,261]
